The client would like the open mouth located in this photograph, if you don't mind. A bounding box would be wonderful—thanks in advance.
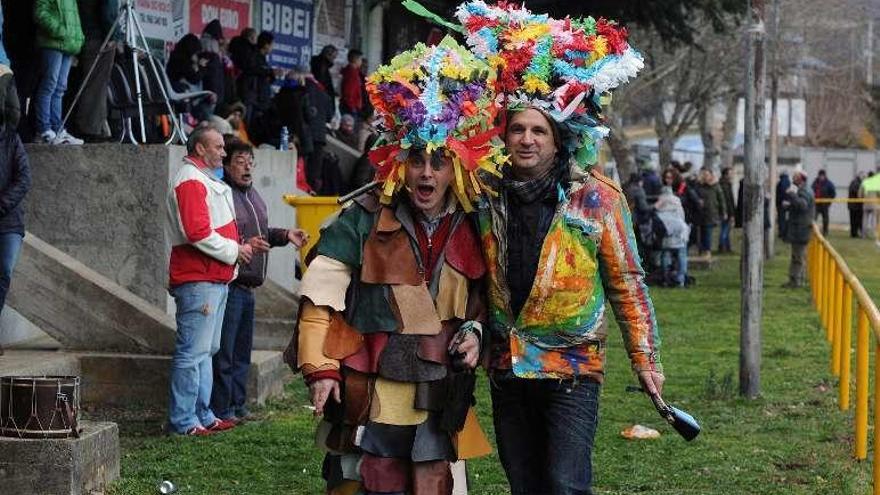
[415,184,435,202]
[242,174,252,181]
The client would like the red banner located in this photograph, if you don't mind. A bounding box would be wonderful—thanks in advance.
[189,0,252,40]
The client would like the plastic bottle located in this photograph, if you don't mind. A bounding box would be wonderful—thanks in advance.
[279,126,289,151]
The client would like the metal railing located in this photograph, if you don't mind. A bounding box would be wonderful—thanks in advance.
[807,224,880,492]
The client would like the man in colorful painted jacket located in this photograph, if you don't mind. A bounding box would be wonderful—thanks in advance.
[288,38,503,495]
[454,3,665,493]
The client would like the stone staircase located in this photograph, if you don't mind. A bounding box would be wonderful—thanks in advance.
[0,232,296,411]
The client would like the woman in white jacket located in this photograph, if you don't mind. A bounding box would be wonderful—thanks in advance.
[655,186,691,287]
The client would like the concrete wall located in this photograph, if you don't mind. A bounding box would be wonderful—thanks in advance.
[24,144,303,318]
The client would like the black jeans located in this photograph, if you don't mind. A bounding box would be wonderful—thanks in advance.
[491,375,601,495]
[815,204,830,235]
[850,208,863,238]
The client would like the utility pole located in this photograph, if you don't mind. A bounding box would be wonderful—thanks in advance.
[765,0,780,260]
[741,0,767,399]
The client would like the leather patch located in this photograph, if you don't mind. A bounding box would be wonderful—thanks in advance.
[455,407,492,459]
[412,460,452,495]
[436,264,469,321]
[417,321,456,365]
[414,380,448,412]
[369,377,428,425]
[325,423,356,453]
[324,313,364,360]
[391,284,442,335]
[360,421,417,458]
[444,221,486,279]
[362,209,421,285]
[342,332,389,374]
[360,453,409,493]
[343,370,372,426]
[379,334,447,382]
[412,414,456,462]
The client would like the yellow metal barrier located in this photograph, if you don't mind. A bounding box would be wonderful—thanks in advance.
[808,223,880,493]
[282,195,341,262]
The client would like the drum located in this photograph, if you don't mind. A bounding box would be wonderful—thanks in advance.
[0,376,81,439]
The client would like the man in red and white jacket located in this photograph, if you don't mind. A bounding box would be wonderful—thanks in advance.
[165,127,263,436]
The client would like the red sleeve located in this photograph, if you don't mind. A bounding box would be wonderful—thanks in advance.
[341,66,362,110]
[303,369,342,385]
[175,180,213,243]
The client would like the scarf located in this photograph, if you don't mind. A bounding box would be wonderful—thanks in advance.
[503,160,567,204]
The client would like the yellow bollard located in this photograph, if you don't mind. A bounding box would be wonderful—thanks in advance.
[874,343,880,492]
[282,195,342,263]
[816,244,825,319]
[830,270,841,376]
[838,284,852,410]
[855,309,869,459]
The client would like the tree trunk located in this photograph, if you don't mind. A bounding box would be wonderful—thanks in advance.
[741,0,767,400]
[720,93,738,170]
[658,136,675,169]
[606,112,637,181]
[700,102,720,172]
[765,0,780,261]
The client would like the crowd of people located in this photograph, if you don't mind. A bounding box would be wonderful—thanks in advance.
[623,160,738,288]
[0,1,378,196]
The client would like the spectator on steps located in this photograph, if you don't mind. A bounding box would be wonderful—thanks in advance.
[239,31,275,125]
[210,138,307,423]
[0,93,31,355]
[166,127,255,436]
[68,0,118,142]
[167,33,215,122]
[34,0,85,145]
[310,44,337,100]
[200,19,229,108]
[339,49,364,119]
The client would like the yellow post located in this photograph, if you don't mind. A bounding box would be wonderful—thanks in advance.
[874,343,880,491]
[809,240,817,303]
[838,284,852,410]
[855,309,869,459]
[824,257,834,341]
[830,270,841,376]
[816,243,825,316]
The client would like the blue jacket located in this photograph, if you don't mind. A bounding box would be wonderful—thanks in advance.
[0,129,31,235]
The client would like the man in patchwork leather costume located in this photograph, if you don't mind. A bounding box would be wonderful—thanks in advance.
[287,38,504,495]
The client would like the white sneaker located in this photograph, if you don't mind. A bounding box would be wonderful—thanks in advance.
[38,130,57,143]
[52,128,84,145]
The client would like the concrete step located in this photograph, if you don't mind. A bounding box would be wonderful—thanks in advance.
[8,233,176,354]
[0,350,81,377]
[253,318,295,350]
[76,350,293,409]
[253,279,299,351]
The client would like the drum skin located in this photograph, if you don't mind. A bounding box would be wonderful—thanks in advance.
[0,376,81,439]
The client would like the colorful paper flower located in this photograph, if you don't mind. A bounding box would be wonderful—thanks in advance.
[366,36,508,211]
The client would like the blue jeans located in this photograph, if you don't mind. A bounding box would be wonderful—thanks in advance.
[699,223,716,253]
[35,49,72,134]
[491,375,601,495]
[210,285,255,419]
[719,219,732,251]
[0,233,23,311]
[662,246,688,286]
[168,282,228,433]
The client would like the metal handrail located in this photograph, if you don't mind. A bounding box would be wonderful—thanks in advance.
[807,223,880,493]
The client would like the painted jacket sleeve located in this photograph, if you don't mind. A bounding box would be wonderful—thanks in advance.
[174,180,239,265]
[597,192,662,373]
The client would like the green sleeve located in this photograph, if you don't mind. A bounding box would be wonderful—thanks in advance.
[34,0,64,39]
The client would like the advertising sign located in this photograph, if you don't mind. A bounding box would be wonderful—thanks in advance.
[189,0,252,40]
[261,0,314,69]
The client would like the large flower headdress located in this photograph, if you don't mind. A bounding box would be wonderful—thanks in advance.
[403,0,644,169]
[366,36,507,211]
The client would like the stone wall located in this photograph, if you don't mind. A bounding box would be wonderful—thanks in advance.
[23,144,303,316]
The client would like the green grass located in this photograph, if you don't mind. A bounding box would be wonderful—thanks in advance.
[106,231,879,494]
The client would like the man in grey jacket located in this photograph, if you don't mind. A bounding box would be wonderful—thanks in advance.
[210,138,308,422]
[782,171,815,288]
